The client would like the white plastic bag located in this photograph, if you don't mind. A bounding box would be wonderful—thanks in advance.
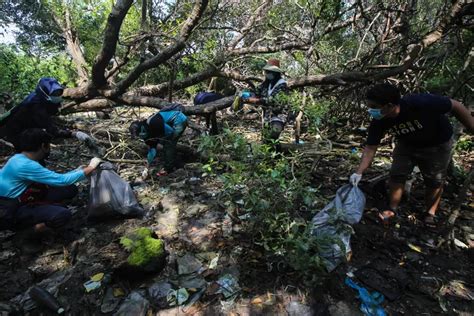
[311,184,366,271]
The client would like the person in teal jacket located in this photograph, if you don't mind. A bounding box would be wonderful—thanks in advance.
[129,109,188,175]
[0,129,102,231]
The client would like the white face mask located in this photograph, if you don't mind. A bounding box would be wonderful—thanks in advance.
[49,96,63,104]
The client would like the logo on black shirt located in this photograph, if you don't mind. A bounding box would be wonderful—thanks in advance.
[387,120,423,136]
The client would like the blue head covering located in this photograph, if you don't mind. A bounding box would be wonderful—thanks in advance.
[36,77,64,99]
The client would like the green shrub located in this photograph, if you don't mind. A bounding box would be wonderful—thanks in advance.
[198,129,330,282]
[120,228,165,266]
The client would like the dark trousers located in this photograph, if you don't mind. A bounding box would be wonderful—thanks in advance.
[162,121,187,172]
[12,185,77,229]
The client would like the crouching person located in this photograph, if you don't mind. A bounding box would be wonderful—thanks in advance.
[0,129,102,232]
[130,109,188,176]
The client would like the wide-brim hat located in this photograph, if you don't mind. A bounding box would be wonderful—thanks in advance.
[262,58,283,73]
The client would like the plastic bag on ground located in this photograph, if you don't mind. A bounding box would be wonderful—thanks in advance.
[88,162,144,219]
[310,184,366,271]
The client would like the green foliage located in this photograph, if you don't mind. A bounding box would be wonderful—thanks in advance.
[120,227,165,266]
[280,90,333,130]
[198,129,332,282]
[455,136,473,153]
[0,44,76,102]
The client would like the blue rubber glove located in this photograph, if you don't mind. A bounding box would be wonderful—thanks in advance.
[147,148,157,165]
[241,91,251,99]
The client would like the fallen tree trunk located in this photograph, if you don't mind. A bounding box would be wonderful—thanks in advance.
[62,95,235,116]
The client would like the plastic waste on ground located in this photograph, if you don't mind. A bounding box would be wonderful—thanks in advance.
[177,254,203,275]
[88,162,144,219]
[11,269,72,312]
[83,272,106,293]
[101,287,122,314]
[310,184,366,271]
[345,277,386,316]
[216,274,240,299]
[114,291,149,316]
[167,288,189,306]
[148,282,173,308]
[29,286,64,314]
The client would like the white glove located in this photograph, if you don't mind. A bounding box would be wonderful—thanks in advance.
[350,173,362,187]
[75,131,91,142]
[88,157,103,169]
[141,167,149,179]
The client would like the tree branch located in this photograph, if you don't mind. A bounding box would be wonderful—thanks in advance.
[111,0,209,96]
[228,42,309,56]
[91,0,134,88]
[228,0,272,49]
[132,63,220,96]
[52,6,89,84]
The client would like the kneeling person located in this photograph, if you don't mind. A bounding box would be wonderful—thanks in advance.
[130,109,188,175]
[0,129,101,231]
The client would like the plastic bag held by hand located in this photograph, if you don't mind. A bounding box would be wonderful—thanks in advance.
[350,173,362,186]
[88,162,144,219]
[310,184,366,271]
[141,168,149,179]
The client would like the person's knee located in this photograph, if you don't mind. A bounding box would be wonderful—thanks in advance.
[46,208,72,228]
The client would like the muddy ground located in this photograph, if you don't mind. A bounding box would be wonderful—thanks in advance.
[0,106,473,315]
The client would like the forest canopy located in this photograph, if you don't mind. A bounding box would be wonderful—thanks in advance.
[0,0,472,115]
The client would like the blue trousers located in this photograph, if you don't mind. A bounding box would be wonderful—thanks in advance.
[14,185,78,229]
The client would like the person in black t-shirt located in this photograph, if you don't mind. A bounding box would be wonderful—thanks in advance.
[350,83,474,225]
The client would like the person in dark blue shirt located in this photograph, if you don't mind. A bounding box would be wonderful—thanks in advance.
[129,110,188,176]
[0,129,101,232]
[0,77,94,151]
[350,83,474,225]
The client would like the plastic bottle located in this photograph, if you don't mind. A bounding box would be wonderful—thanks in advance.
[29,286,64,314]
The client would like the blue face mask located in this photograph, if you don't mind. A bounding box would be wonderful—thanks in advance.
[368,108,384,120]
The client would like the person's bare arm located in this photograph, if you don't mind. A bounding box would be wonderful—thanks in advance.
[451,99,474,133]
[245,97,263,105]
[83,166,95,176]
[356,145,378,174]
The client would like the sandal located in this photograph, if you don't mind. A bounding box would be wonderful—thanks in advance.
[378,207,398,225]
[423,214,438,227]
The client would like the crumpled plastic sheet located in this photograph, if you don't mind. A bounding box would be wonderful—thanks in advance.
[311,184,366,271]
[345,277,386,316]
[10,269,73,312]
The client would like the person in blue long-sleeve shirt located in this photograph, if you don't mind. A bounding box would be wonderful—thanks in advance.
[0,129,102,231]
[129,109,188,175]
